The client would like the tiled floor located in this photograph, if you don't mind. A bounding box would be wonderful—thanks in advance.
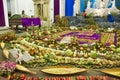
[0,26,27,36]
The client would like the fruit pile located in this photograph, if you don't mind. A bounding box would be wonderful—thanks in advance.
[10,38,120,69]
[9,74,119,80]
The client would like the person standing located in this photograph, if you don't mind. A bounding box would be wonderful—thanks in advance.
[21,10,29,18]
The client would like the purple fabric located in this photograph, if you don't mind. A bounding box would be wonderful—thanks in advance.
[114,33,117,45]
[0,0,5,26]
[21,18,40,27]
[57,31,100,45]
[60,32,99,40]
[54,0,59,19]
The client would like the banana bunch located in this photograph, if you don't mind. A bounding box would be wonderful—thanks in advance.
[0,41,37,74]
[0,41,9,59]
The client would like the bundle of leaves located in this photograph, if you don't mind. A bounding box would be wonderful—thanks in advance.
[0,32,16,42]
[9,14,21,19]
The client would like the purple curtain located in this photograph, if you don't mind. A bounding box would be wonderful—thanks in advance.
[0,0,5,26]
[54,0,59,19]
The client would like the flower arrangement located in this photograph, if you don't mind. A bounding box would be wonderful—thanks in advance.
[0,61,16,77]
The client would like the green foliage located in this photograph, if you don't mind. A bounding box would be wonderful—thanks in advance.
[85,14,95,25]
[0,32,16,42]
[9,14,21,19]
[111,12,117,16]
[101,33,109,44]
[42,17,47,21]
[65,49,73,57]
[90,52,97,59]
[55,15,68,27]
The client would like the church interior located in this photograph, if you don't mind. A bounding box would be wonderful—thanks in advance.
[0,0,120,80]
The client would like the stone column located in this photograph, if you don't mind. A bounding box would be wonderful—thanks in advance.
[43,3,48,18]
[49,0,54,26]
[60,0,65,17]
[34,3,38,17]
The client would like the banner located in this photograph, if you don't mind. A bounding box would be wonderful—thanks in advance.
[108,0,112,8]
[65,0,74,16]
[54,0,60,17]
[80,0,84,13]
[90,0,95,8]
[116,0,120,9]
[0,0,5,26]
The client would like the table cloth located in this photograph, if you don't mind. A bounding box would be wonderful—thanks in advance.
[21,18,41,27]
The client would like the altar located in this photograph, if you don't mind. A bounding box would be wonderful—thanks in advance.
[85,0,120,17]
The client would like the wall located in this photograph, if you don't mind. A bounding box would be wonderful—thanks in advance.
[10,0,18,15]
[7,0,11,12]
[3,0,9,27]
[10,0,34,16]
[17,0,34,17]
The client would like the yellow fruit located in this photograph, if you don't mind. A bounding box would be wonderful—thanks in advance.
[3,48,9,59]
[0,41,5,49]
[16,64,36,74]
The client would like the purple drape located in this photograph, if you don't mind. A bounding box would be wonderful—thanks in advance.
[54,0,59,19]
[0,0,5,26]
[21,18,41,27]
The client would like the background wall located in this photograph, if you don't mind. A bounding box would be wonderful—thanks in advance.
[17,0,34,17]
[10,0,34,16]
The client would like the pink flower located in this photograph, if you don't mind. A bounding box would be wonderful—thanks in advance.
[0,61,16,74]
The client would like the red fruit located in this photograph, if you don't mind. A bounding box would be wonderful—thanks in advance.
[56,77,60,80]
[60,77,63,80]
[62,77,66,80]
[27,77,33,80]
[66,77,70,80]
[10,74,14,80]
[44,77,48,80]
[76,76,79,80]
[50,77,53,80]
[20,74,26,80]
[53,77,57,80]
[33,77,39,80]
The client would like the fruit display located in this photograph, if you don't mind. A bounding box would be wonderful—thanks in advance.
[100,68,120,77]
[10,37,120,69]
[9,74,119,80]
[0,26,120,79]
[41,68,87,75]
